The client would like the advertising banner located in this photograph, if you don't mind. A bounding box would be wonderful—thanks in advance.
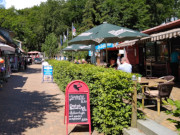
[42,65,53,82]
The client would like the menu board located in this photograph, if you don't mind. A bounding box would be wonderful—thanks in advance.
[69,94,88,123]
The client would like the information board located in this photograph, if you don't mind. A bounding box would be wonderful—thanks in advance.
[69,94,88,123]
[64,80,91,135]
[42,65,53,82]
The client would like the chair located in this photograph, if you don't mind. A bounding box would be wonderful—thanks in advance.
[142,81,174,115]
[159,75,174,82]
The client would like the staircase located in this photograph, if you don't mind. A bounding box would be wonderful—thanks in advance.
[123,118,178,135]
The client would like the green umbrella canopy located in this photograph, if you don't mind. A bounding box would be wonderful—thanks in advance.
[69,22,149,45]
[62,44,91,52]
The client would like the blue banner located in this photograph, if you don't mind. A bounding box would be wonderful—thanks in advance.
[89,43,115,56]
[95,43,114,50]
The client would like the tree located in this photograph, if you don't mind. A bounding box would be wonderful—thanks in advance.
[41,33,59,58]
[146,0,175,26]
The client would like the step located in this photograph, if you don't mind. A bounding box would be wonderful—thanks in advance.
[137,118,178,135]
[123,127,146,135]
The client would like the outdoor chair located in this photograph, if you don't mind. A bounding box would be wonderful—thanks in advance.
[142,81,174,115]
[159,75,175,82]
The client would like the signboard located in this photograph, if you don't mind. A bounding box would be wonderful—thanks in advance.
[64,80,91,135]
[95,43,114,50]
[69,94,88,123]
[42,65,53,82]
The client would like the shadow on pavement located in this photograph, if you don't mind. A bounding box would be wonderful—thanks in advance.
[70,124,90,134]
[0,74,63,134]
[15,65,42,74]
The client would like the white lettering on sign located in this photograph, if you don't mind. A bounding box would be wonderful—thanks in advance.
[69,95,87,103]
[44,66,52,70]
[69,104,87,111]
[108,29,135,36]
[79,32,93,36]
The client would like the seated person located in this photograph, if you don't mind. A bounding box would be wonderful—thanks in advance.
[117,57,132,73]
[74,59,78,64]
[82,59,87,64]
[78,60,82,64]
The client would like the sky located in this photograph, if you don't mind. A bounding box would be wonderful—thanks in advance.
[5,0,48,10]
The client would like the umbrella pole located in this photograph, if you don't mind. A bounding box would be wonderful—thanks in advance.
[106,43,108,64]
[91,45,96,64]
[72,51,74,62]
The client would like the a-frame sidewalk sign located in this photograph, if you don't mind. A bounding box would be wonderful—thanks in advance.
[64,80,91,135]
[42,65,53,82]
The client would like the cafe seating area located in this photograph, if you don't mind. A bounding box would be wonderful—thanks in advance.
[137,75,180,131]
[138,75,175,115]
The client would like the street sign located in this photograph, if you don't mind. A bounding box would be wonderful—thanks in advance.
[64,80,91,135]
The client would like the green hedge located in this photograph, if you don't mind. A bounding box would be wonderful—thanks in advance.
[48,60,139,135]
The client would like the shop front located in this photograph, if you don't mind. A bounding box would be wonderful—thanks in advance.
[115,19,180,77]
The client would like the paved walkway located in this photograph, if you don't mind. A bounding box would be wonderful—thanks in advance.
[0,64,97,135]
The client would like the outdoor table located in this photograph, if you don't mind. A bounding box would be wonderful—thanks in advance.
[137,77,167,109]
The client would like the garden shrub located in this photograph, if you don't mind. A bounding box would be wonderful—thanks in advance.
[163,99,180,133]
[48,59,142,135]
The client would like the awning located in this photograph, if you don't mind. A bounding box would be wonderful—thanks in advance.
[28,51,40,54]
[0,43,15,52]
[150,28,180,41]
[115,40,138,48]
[115,28,180,47]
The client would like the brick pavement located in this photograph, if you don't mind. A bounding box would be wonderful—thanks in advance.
[0,64,100,135]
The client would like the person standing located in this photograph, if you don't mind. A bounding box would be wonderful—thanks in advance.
[117,57,132,73]
[170,48,180,81]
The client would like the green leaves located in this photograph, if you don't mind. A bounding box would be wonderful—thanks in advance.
[42,33,59,58]
[48,60,143,135]
[163,98,180,133]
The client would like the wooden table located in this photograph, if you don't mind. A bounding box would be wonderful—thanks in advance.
[137,77,167,109]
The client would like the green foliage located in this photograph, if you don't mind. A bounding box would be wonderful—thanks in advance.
[163,99,180,133]
[41,33,59,58]
[0,0,179,52]
[48,60,144,135]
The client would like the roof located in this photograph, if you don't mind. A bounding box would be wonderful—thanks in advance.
[142,19,180,34]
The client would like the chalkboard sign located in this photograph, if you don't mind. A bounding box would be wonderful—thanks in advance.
[69,94,88,123]
[64,80,91,135]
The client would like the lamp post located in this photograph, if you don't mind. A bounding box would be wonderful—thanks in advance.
[131,75,137,128]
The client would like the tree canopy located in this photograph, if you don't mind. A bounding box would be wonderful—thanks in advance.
[41,32,59,58]
[0,0,179,53]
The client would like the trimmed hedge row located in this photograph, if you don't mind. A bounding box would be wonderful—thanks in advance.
[48,60,139,134]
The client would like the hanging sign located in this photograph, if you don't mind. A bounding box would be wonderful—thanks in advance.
[42,65,53,82]
[64,80,91,135]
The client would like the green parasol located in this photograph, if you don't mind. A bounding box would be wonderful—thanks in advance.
[69,22,149,45]
[62,44,91,52]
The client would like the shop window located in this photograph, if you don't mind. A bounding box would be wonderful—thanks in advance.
[156,41,169,62]
[146,42,155,61]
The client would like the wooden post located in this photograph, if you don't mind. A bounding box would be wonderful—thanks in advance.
[131,80,137,128]
[157,98,160,115]
[142,86,145,109]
